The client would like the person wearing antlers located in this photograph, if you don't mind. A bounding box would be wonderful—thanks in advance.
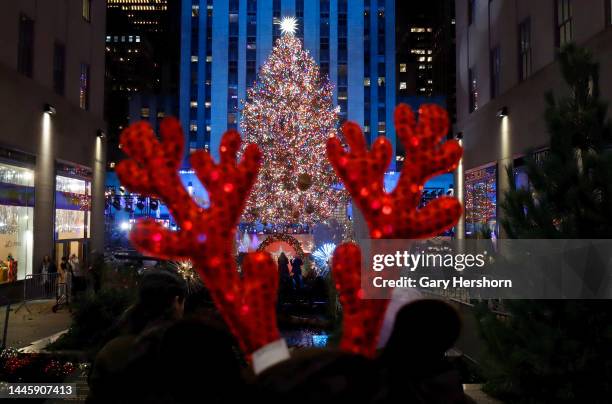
[111,104,470,403]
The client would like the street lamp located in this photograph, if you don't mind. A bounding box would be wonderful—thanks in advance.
[44,103,57,116]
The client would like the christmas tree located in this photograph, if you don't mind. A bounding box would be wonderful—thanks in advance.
[477,45,612,402]
[241,18,344,224]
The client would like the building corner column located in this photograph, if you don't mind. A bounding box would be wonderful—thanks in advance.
[90,136,107,263]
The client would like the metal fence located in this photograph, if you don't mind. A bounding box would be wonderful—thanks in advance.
[14,273,72,314]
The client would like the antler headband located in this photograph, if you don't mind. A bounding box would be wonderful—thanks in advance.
[326,104,463,358]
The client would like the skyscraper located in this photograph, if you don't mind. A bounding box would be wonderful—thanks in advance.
[105,0,180,165]
[180,0,396,165]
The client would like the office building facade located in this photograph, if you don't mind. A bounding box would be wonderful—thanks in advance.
[455,0,612,237]
[0,0,106,287]
[180,0,396,163]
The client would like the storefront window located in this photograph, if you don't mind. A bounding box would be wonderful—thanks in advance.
[0,162,34,283]
[465,166,497,237]
[55,176,91,241]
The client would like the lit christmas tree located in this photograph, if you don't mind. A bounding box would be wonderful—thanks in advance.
[241,17,344,224]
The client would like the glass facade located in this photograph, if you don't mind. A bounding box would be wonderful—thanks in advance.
[465,166,497,237]
[0,162,34,283]
[55,175,91,242]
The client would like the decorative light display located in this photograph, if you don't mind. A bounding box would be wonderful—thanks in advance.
[115,103,462,362]
[311,242,336,277]
[328,104,463,358]
[169,260,203,293]
[240,30,345,224]
[465,166,497,233]
[117,118,281,355]
[256,233,305,258]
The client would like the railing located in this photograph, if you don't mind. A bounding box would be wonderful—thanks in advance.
[14,273,72,314]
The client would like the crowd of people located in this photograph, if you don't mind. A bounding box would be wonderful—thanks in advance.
[86,269,475,404]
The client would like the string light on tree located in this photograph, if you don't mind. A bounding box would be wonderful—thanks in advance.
[241,17,345,224]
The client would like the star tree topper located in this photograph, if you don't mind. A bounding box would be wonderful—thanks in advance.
[279,16,298,36]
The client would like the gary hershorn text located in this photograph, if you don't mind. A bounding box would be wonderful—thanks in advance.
[372,276,513,289]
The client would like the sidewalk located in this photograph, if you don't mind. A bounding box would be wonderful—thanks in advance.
[1,299,71,349]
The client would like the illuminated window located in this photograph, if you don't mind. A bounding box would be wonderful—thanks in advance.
[82,0,91,22]
[399,63,406,73]
[190,121,198,131]
[79,63,90,110]
[190,101,198,108]
[141,108,150,118]
[206,56,212,62]
[556,0,573,47]
[377,77,385,86]
[364,77,371,86]
[399,82,407,90]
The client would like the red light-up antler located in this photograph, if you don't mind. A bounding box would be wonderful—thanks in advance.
[326,104,463,357]
[116,118,280,355]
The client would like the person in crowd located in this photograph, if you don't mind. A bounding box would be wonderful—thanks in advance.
[277,252,291,294]
[378,299,472,403]
[56,257,68,302]
[290,255,304,291]
[87,270,187,404]
[40,255,56,292]
[69,254,80,274]
[124,319,248,403]
[60,256,71,277]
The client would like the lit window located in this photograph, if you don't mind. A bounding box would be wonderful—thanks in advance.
[157,111,165,118]
[399,82,407,90]
[79,63,90,110]
[556,0,573,47]
[418,65,426,70]
[141,108,150,118]
[190,101,198,108]
[427,57,433,62]
[378,122,386,133]
[191,55,198,62]
[135,36,141,42]
[82,0,91,22]
[205,101,211,108]
[418,57,425,62]
[106,36,111,42]
[190,121,198,131]
[364,77,371,86]
[377,77,385,86]
[399,63,406,73]
[206,56,212,62]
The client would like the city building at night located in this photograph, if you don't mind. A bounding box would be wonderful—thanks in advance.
[180,0,396,164]
[0,0,107,286]
[105,0,180,166]
[455,0,612,237]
